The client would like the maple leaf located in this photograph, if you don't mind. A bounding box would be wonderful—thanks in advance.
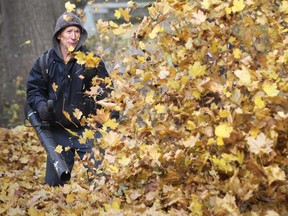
[114,8,131,22]
[262,82,279,97]
[54,145,63,154]
[73,108,83,120]
[246,132,273,155]
[85,52,100,68]
[215,122,233,138]
[94,109,110,125]
[86,86,101,97]
[74,51,86,65]
[189,61,206,78]
[254,96,265,109]
[234,66,251,86]
[96,19,110,34]
[192,10,206,25]
[155,104,166,114]
[232,0,245,13]
[102,131,122,148]
[79,128,94,144]
[104,118,119,129]
[65,1,76,13]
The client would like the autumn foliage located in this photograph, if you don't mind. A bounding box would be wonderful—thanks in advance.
[1,0,288,215]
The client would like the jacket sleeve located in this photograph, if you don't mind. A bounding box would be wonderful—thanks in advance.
[26,58,48,111]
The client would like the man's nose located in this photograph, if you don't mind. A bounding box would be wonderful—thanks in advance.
[71,32,78,39]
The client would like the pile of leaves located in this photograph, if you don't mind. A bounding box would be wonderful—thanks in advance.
[1,0,288,215]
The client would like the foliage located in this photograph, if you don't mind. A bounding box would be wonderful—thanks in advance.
[1,0,288,215]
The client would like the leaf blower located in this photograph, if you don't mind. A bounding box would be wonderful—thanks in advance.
[24,100,71,183]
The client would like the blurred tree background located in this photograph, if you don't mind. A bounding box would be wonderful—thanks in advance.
[0,0,68,127]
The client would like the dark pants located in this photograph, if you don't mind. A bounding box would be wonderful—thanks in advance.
[44,127,103,186]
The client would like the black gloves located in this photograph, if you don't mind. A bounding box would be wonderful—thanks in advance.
[37,101,53,121]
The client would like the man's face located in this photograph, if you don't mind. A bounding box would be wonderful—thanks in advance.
[58,26,80,51]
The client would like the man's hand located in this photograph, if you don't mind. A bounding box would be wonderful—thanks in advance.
[37,101,53,121]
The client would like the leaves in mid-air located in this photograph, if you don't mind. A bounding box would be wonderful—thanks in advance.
[1,0,287,215]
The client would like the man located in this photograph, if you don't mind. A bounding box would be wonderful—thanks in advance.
[26,12,112,186]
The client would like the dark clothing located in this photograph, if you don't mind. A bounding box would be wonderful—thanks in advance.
[26,47,110,129]
[45,128,103,186]
[26,12,111,186]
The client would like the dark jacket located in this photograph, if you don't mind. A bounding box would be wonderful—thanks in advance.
[26,12,111,129]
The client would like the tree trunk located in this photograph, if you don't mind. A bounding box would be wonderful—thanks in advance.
[0,0,67,127]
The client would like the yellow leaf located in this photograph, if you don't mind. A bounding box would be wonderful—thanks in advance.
[28,207,44,216]
[63,110,72,122]
[189,194,203,215]
[75,51,86,65]
[73,108,83,120]
[102,131,122,148]
[189,61,206,78]
[114,8,131,22]
[114,9,122,19]
[216,137,224,146]
[103,199,121,213]
[155,104,166,114]
[139,41,146,50]
[122,8,131,22]
[233,48,242,59]
[211,155,233,173]
[234,66,251,85]
[52,83,58,92]
[118,156,131,167]
[145,91,155,104]
[19,40,31,47]
[167,80,180,90]
[232,0,245,13]
[54,145,63,153]
[104,118,119,129]
[68,46,75,52]
[201,0,211,10]
[107,165,119,173]
[192,90,201,99]
[85,52,100,68]
[215,123,233,138]
[254,96,265,109]
[263,82,279,97]
[65,1,76,13]
[127,1,134,7]
[66,193,76,203]
[113,26,127,35]
[97,19,109,34]
[149,24,163,39]
[219,109,230,118]
[279,1,288,13]
[83,129,94,140]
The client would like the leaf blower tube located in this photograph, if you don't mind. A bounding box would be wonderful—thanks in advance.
[24,101,71,183]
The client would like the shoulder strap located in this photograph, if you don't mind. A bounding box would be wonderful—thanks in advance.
[39,48,52,82]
